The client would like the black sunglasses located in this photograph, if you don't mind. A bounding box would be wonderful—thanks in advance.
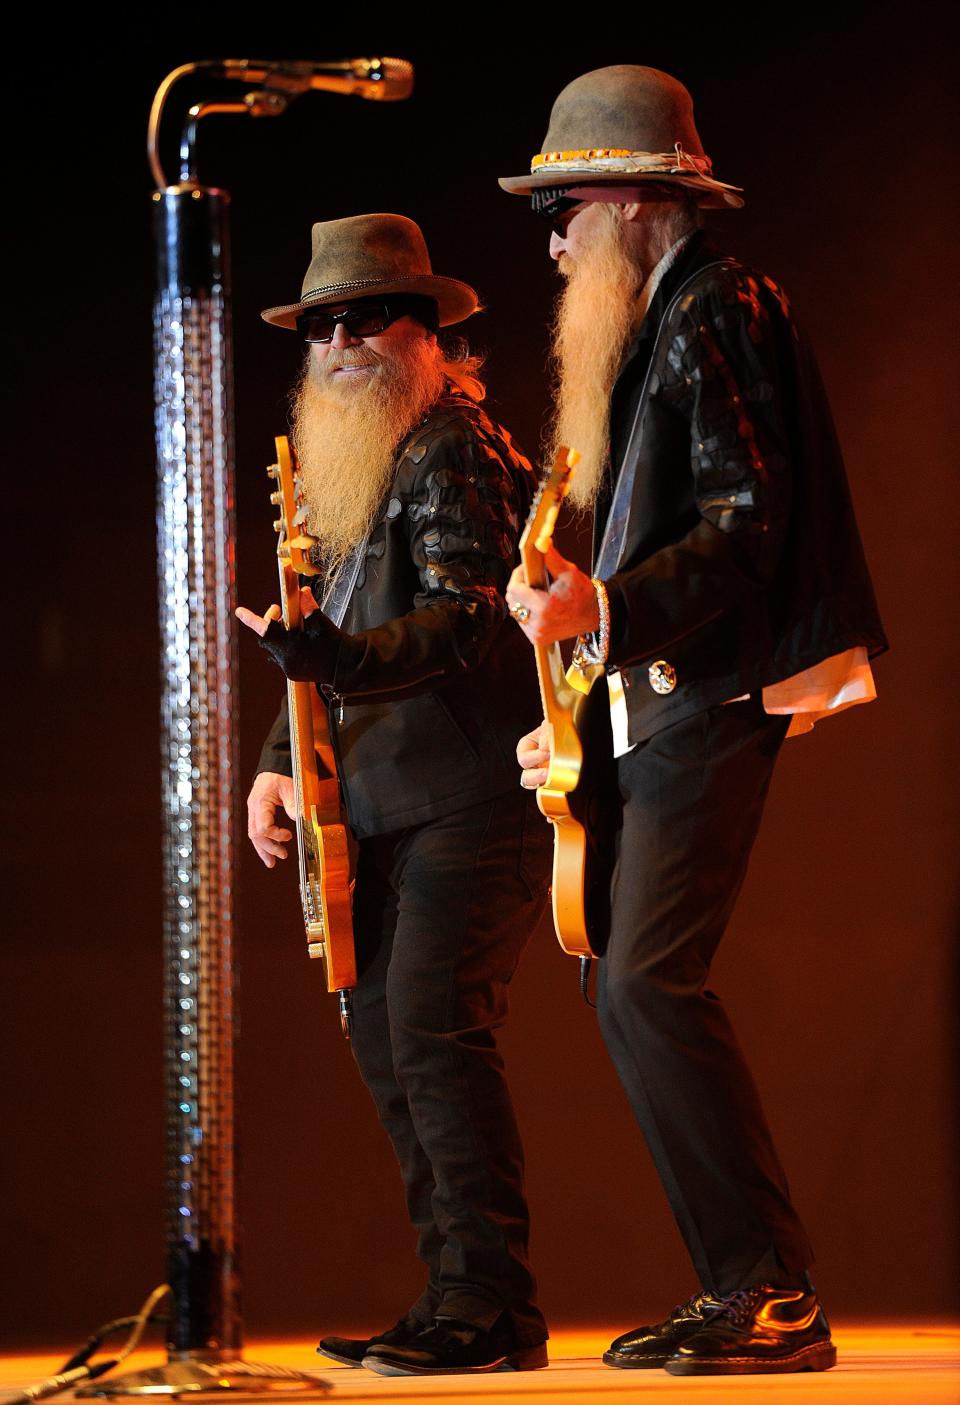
[533,193,585,236]
[296,295,438,343]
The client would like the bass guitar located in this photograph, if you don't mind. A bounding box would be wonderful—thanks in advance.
[519,447,618,960]
[266,435,356,1036]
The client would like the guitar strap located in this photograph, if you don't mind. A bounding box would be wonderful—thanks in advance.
[319,542,366,629]
[593,259,734,580]
[318,425,427,627]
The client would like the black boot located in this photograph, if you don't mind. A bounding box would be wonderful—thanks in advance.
[317,1314,425,1367]
[665,1284,836,1375]
[363,1313,548,1375]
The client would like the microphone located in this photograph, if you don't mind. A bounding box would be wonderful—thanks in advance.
[221,57,414,101]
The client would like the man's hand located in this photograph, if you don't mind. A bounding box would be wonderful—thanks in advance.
[517,721,552,790]
[236,602,281,638]
[247,771,297,868]
[237,587,318,638]
[506,543,599,644]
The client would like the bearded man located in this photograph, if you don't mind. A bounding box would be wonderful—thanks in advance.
[237,214,552,1377]
[501,67,887,1375]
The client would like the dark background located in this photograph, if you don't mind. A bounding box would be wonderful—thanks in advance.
[3,4,957,1350]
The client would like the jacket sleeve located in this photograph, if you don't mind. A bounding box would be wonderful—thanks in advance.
[605,268,793,667]
[258,414,525,702]
[255,696,292,778]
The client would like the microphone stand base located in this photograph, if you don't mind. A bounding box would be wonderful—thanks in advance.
[76,1359,329,1397]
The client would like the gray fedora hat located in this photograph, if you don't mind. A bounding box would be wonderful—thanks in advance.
[261,213,479,329]
[499,65,743,209]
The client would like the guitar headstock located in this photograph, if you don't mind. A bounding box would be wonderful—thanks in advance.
[266,435,322,578]
[518,445,580,590]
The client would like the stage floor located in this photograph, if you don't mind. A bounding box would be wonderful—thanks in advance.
[3,1326,958,1404]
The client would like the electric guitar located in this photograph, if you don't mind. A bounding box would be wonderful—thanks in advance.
[519,447,618,959]
[266,435,356,1036]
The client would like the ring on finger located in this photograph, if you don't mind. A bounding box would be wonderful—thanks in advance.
[509,602,531,623]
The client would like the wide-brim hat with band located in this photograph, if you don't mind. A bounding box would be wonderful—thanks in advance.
[498,65,744,209]
[261,213,479,330]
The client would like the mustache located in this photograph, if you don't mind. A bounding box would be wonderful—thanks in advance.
[314,346,381,378]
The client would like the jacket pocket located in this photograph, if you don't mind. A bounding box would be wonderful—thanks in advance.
[431,694,482,766]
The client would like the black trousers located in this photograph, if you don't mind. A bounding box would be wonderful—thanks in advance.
[597,697,814,1297]
[348,787,553,1346]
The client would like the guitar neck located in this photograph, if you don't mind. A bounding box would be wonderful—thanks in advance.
[275,547,319,814]
[533,641,577,728]
[521,459,581,725]
[288,680,321,812]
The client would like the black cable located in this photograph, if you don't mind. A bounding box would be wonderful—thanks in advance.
[5,1285,171,1404]
[579,955,598,1008]
[59,1317,138,1373]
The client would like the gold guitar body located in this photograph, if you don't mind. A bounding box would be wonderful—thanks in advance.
[535,662,615,958]
[521,449,618,959]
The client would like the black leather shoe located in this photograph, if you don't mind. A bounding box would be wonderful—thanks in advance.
[603,1291,727,1368]
[665,1284,837,1375]
[317,1315,424,1367]
[362,1314,549,1376]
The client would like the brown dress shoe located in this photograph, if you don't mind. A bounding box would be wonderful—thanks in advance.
[665,1284,837,1374]
[603,1292,726,1368]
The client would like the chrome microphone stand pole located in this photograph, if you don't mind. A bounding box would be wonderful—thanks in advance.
[80,58,411,1397]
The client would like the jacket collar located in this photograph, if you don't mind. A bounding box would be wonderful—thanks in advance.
[615,229,722,384]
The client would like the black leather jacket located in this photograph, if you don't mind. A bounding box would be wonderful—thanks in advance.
[256,389,541,837]
[598,233,887,742]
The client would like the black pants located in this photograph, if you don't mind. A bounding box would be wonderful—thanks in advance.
[348,787,553,1346]
[598,698,814,1296]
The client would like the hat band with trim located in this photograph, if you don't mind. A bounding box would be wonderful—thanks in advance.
[300,276,400,302]
[530,142,714,178]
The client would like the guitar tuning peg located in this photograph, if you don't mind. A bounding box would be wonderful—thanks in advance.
[266,464,279,478]
[269,491,281,505]
[273,519,283,533]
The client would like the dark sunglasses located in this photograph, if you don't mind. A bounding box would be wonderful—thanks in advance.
[534,194,585,237]
[296,295,438,343]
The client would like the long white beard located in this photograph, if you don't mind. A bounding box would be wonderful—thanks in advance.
[545,207,647,510]
[291,336,445,578]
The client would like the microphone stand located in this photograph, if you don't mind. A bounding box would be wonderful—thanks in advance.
[78,58,411,1398]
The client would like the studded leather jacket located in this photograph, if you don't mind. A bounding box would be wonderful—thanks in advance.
[256,389,541,838]
[598,232,887,743]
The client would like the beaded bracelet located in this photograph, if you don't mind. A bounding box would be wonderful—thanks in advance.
[592,577,610,664]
